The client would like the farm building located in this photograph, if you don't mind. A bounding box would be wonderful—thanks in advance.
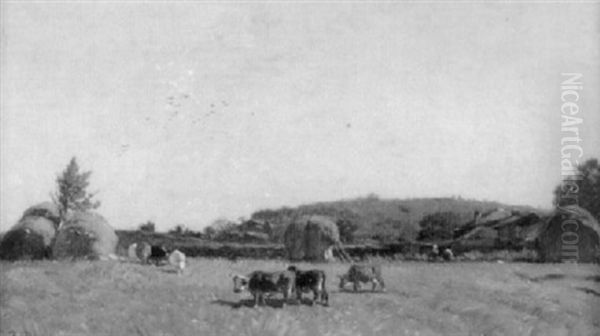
[490,213,544,248]
[451,226,498,253]
[283,215,341,261]
[536,206,600,263]
[0,202,59,260]
[53,211,118,260]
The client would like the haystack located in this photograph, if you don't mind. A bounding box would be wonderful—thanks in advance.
[22,202,61,228]
[536,205,600,263]
[0,202,61,260]
[0,216,56,260]
[283,215,340,261]
[52,211,118,260]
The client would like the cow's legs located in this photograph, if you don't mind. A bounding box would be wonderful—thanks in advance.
[371,279,378,292]
[322,289,329,306]
[296,290,303,304]
[259,293,266,306]
[378,277,386,292]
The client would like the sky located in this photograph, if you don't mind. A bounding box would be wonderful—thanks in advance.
[1,2,599,232]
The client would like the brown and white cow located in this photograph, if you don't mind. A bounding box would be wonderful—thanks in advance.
[232,270,295,307]
[287,266,329,306]
[338,264,386,292]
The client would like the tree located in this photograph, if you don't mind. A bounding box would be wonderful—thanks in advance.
[52,157,100,226]
[169,224,185,236]
[139,221,156,232]
[554,158,600,221]
[203,226,217,240]
[417,212,463,242]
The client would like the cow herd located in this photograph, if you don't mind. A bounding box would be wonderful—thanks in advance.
[127,242,187,274]
[232,263,386,308]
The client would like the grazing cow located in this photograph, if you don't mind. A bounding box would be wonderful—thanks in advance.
[136,242,151,263]
[127,243,138,261]
[428,244,440,261]
[339,264,385,292]
[232,270,295,307]
[168,249,186,275]
[441,248,454,261]
[148,245,169,265]
[287,266,329,306]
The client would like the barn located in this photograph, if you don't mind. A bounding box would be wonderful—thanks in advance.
[536,205,599,263]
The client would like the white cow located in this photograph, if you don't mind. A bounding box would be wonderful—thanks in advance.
[168,249,186,275]
[127,243,138,261]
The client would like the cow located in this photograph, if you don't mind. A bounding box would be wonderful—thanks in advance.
[287,266,329,306]
[441,248,454,261]
[232,270,295,307]
[168,249,186,275]
[136,242,152,264]
[148,245,169,265]
[428,244,440,261]
[127,243,138,261]
[338,264,386,292]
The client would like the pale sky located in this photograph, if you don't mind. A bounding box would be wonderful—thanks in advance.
[1,2,599,232]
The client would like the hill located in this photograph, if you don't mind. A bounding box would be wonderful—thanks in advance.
[250,195,546,243]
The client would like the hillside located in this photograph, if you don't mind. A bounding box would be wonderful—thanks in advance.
[250,195,547,243]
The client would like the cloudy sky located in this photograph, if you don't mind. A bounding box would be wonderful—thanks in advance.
[1,2,599,232]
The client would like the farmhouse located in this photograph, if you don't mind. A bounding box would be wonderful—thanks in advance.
[536,205,600,263]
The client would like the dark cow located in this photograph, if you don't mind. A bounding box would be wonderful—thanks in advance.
[441,248,454,261]
[339,264,386,292]
[287,266,329,306]
[147,245,168,265]
[232,270,295,307]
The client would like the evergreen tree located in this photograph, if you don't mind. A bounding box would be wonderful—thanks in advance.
[52,157,100,226]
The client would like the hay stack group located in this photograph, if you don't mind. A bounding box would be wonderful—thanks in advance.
[0,202,599,263]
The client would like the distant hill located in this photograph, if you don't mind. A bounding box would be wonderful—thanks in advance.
[250,195,547,243]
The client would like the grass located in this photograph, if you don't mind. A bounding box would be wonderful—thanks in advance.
[1,259,598,336]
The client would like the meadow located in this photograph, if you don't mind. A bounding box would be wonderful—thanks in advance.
[1,259,598,336]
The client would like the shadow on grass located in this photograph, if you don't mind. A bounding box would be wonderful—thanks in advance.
[575,287,600,297]
[514,272,566,282]
[338,288,387,294]
[210,298,288,309]
[584,275,600,283]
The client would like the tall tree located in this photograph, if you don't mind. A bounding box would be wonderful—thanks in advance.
[52,157,100,225]
[554,158,600,220]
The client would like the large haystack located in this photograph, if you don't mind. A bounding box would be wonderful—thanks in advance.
[283,215,340,261]
[537,206,600,263]
[0,202,62,260]
[52,212,118,260]
[0,216,56,260]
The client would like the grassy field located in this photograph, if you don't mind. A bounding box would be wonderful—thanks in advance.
[1,259,598,336]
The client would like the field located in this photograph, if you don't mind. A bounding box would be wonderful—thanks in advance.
[1,259,599,336]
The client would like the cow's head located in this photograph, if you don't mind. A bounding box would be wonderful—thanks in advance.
[232,275,249,293]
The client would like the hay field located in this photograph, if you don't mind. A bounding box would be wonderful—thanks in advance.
[1,259,598,336]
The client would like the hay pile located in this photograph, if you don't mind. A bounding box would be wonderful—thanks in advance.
[537,205,600,263]
[0,202,59,260]
[52,211,118,260]
[283,215,340,261]
[22,202,61,228]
